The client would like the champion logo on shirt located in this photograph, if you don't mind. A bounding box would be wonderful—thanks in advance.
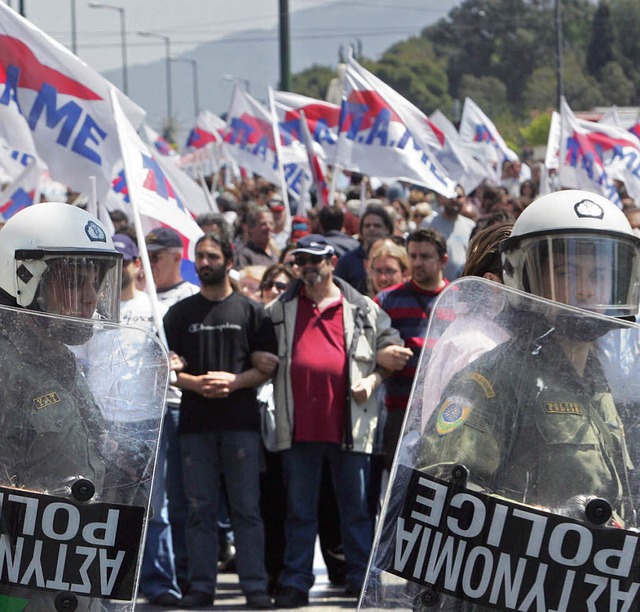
[188,322,242,333]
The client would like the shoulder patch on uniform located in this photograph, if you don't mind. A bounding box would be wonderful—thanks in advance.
[465,371,495,398]
[33,392,61,410]
[436,396,473,435]
[544,401,583,415]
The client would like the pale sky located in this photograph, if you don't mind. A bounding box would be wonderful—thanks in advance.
[8,0,363,72]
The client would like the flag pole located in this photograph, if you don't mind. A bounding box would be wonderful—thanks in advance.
[197,169,219,213]
[109,89,168,349]
[328,165,341,205]
[268,85,292,231]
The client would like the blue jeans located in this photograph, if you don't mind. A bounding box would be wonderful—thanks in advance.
[280,442,372,593]
[181,430,267,596]
[140,416,181,600]
[165,406,189,588]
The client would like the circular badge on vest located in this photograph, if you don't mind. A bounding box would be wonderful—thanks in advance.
[85,220,106,242]
[436,396,473,435]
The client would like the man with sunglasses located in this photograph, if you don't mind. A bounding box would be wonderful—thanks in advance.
[266,234,409,607]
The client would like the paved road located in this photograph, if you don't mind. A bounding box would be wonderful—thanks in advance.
[136,544,360,612]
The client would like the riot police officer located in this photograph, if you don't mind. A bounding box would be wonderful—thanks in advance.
[0,203,148,611]
[419,189,640,523]
[359,190,640,611]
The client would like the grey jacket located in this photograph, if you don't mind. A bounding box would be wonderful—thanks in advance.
[266,276,403,453]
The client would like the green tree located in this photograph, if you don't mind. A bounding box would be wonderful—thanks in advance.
[563,51,605,108]
[520,111,553,147]
[523,66,558,111]
[372,38,452,114]
[291,65,336,100]
[586,2,615,77]
[458,74,509,118]
[609,0,640,101]
[597,61,634,105]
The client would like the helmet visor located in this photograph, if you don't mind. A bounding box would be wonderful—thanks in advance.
[520,234,640,317]
[35,254,121,323]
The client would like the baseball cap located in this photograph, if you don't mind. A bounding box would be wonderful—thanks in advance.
[112,234,138,261]
[267,198,285,212]
[291,234,335,257]
[291,216,311,241]
[145,227,183,251]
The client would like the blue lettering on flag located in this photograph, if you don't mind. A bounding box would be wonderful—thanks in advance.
[9,150,36,167]
[474,125,493,143]
[314,118,336,145]
[252,136,270,161]
[340,100,368,141]
[0,188,32,219]
[28,82,82,146]
[279,118,300,146]
[112,170,129,203]
[227,117,254,150]
[1,65,106,165]
[142,154,171,199]
[365,109,391,146]
[71,114,107,165]
[0,65,24,113]
[283,162,304,196]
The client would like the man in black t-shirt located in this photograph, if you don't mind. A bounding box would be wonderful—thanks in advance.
[163,232,278,610]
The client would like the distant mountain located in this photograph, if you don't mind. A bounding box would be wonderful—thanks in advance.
[105,0,459,144]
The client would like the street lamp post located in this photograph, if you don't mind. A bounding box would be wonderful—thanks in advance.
[89,2,128,94]
[138,31,172,122]
[555,0,564,108]
[71,0,77,54]
[171,57,200,119]
[279,0,290,91]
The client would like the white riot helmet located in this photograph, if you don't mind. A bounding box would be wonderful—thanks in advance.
[501,190,640,318]
[0,202,122,323]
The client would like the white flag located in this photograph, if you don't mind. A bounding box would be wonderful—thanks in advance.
[0,3,145,201]
[0,158,40,220]
[558,97,623,204]
[186,110,226,149]
[110,90,203,256]
[459,97,518,182]
[429,109,489,193]
[599,106,622,127]
[272,90,340,162]
[222,85,281,186]
[335,57,456,197]
[143,123,178,159]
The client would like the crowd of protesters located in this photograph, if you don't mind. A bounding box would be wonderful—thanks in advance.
[17,158,638,610]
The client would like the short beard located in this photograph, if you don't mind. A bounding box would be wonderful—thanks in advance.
[301,269,324,287]
[197,265,227,286]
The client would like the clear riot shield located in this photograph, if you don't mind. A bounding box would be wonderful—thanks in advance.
[361,277,640,612]
[0,304,169,611]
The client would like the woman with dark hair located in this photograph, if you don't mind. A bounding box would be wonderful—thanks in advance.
[257,263,294,595]
[519,178,538,205]
[259,264,294,305]
[462,221,514,280]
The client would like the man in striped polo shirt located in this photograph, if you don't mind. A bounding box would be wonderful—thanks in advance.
[375,228,450,470]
